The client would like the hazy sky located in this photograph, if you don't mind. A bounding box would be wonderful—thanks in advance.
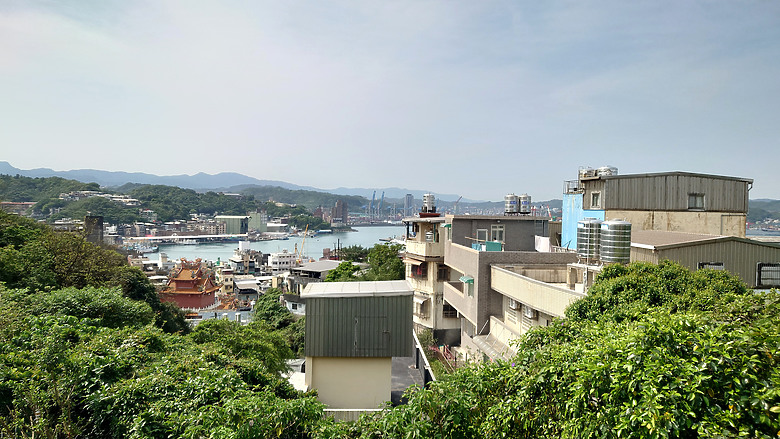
[1,1,779,201]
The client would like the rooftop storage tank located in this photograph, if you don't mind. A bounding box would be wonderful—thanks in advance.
[597,166,619,177]
[577,218,602,263]
[504,194,519,214]
[422,194,436,213]
[519,193,532,214]
[600,220,631,264]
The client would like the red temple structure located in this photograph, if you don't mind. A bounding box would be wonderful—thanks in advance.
[159,258,221,309]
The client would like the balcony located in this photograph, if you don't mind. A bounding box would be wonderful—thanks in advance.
[405,239,444,259]
[491,265,585,318]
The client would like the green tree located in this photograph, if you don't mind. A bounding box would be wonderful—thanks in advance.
[339,245,369,262]
[361,243,405,281]
[325,261,361,282]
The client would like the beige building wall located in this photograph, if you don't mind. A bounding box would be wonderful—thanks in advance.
[607,210,746,238]
[305,356,392,409]
[491,266,585,318]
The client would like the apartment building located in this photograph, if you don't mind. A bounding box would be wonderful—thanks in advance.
[403,216,460,345]
[441,214,577,361]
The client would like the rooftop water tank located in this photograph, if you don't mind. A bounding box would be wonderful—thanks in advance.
[579,167,596,180]
[600,220,631,264]
[597,166,619,177]
[519,193,532,214]
[504,194,519,214]
[422,193,436,213]
[577,218,602,263]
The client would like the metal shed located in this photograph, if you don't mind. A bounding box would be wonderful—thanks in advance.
[303,280,413,358]
[630,230,780,288]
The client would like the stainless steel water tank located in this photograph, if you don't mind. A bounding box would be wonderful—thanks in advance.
[600,220,631,264]
[577,219,602,262]
[504,194,519,214]
[519,193,532,214]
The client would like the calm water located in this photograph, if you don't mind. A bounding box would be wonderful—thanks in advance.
[152,225,405,263]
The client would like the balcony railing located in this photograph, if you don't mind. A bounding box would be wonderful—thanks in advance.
[405,240,444,258]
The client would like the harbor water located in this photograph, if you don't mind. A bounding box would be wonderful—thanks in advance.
[153,225,405,263]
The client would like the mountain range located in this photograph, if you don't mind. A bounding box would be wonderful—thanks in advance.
[0,162,470,202]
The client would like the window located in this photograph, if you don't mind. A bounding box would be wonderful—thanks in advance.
[698,262,724,271]
[476,229,488,242]
[411,262,428,279]
[446,225,452,241]
[291,303,298,310]
[442,303,458,318]
[757,263,780,287]
[689,193,705,210]
[437,266,450,281]
[591,191,601,208]
[490,224,505,242]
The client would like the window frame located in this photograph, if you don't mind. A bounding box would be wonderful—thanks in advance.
[688,193,705,211]
[490,224,505,243]
[590,191,602,209]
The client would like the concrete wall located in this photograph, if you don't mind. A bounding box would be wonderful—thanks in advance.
[305,356,391,409]
[608,210,746,238]
[443,241,578,334]
[491,266,585,318]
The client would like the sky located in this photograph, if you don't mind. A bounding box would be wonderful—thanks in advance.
[1,1,779,201]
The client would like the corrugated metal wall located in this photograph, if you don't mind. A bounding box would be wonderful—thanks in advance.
[592,175,749,212]
[305,296,413,357]
[632,240,780,287]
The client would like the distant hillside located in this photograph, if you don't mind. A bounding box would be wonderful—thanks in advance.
[0,161,474,202]
[748,199,780,223]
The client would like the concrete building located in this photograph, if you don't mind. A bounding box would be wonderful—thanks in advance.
[562,170,752,249]
[303,280,413,409]
[269,249,297,274]
[331,200,349,226]
[228,242,267,275]
[441,214,577,361]
[402,216,461,345]
[404,194,414,217]
[289,259,342,294]
[215,215,249,235]
[248,211,268,233]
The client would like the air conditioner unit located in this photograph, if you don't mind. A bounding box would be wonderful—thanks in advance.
[508,298,519,310]
[523,306,537,319]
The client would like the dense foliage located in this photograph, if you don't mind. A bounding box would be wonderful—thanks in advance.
[241,187,368,212]
[0,211,188,333]
[0,174,99,204]
[324,244,405,282]
[252,288,306,357]
[0,289,326,438]
[129,185,257,222]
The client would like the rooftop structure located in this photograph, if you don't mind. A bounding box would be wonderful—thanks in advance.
[159,259,221,309]
[303,280,413,409]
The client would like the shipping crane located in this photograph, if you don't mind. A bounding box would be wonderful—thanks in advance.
[453,196,463,214]
[378,192,385,220]
[369,191,376,222]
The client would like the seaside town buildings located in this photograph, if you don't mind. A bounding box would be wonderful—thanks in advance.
[405,169,780,363]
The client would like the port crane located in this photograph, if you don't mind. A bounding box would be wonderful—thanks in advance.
[452,196,463,214]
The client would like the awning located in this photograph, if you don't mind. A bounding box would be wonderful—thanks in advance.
[403,258,423,266]
[413,295,429,304]
[459,275,474,284]
[442,224,451,228]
